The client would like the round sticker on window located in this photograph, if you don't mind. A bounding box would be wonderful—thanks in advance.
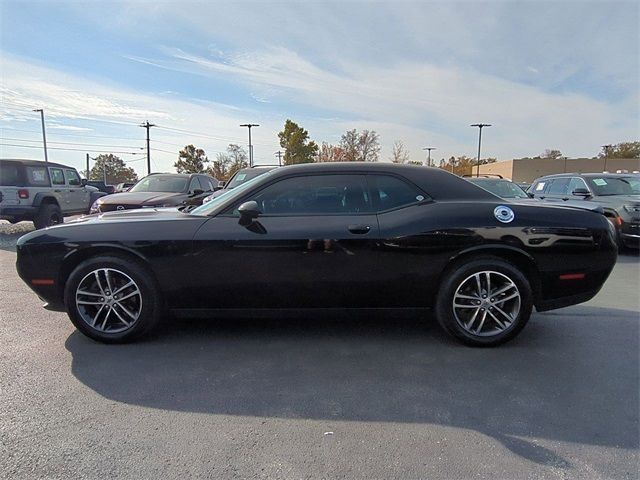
[494,205,515,223]
[416,195,425,201]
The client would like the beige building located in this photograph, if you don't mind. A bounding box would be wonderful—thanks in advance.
[477,157,640,182]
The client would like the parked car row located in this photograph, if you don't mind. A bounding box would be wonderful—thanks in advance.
[15,162,618,348]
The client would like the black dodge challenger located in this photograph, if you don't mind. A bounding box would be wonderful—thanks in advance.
[16,163,617,346]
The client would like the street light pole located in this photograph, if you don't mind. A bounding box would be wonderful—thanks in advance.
[240,124,259,167]
[33,109,49,165]
[601,144,612,172]
[471,123,491,177]
[422,147,436,167]
[140,121,155,175]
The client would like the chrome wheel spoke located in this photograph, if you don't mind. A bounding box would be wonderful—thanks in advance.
[114,302,138,322]
[475,309,488,333]
[465,307,481,330]
[492,304,514,324]
[111,305,131,327]
[77,290,102,297]
[487,310,507,330]
[113,281,134,296]
[77,300,103,305]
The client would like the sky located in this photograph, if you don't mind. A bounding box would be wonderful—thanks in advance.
[1,0,638,177]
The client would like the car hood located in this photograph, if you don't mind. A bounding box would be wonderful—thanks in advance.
[591,194,640,207]
[97,191,186,206]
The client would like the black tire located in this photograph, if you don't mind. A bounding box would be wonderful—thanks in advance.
[64,255,162,343]
[435,257,533,347]
[34,203,63,229]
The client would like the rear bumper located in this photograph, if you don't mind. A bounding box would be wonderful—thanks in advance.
[0,205,38,222]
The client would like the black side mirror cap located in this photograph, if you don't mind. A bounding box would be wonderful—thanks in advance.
[572,188,591,197]
[238,200,261,226]
[191,189,204,196]
[81,178,88,186]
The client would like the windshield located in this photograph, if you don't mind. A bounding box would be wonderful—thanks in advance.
[129,175,188,193]
[587,177,640,196]
[469,179,529,199]
[226,169,271,189]
[191,169,275,215]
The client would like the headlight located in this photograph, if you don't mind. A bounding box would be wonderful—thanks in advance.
[623,204,640,213]
[89,200,101,214]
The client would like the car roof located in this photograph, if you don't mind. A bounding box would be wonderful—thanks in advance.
[0,158,77,170]
[466,177,511,182]
[535,172,637,180]
[263,162,496,201]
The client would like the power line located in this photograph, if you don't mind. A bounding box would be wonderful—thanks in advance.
[0,142,144,155]
[0,136,143,149]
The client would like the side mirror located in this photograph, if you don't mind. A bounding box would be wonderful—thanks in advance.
[572,188,591,197]
[238,200,261,226]
[81,178,88,186]
[218,181,226,188]
[527,192,534,198]
[191,189,204,196]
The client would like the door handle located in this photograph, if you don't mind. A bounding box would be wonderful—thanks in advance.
[348,224,371,235]
[54,189,62,193]
[69,189,76,192]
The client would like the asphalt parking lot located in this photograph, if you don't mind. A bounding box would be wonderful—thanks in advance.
[1,222,638,480]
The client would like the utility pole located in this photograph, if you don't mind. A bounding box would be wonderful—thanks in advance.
[422,147,436,167]
[471,123,491,177]
[240,124,259,167]
[274,150,284,166]
[601,144,612,172]
[86,153,90,179]
[140,120,155,175]
[33,109,49,165]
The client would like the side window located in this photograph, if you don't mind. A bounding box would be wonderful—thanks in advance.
[370,175,426,211]
[202,177,215,191]
[547,178,571,195]
[232,174,371,215]
[65,169,81,186]
[188,177,202,193]
[50,168,65,185]
[568,177,588,193]
[26,167,49,186]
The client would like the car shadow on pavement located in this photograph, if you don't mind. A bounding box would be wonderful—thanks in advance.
[65,305,638,470]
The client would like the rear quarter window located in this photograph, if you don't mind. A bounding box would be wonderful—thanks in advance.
[0,163,22,186]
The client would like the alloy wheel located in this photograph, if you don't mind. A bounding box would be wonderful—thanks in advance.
[452,270,521,337]
[75,268,142,333]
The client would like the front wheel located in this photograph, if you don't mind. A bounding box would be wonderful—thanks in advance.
[64,255,162,343]
[435,257,533,347]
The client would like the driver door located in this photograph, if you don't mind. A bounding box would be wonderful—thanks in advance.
[189,173,380,309]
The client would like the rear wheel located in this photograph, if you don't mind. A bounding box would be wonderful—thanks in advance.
[34,203,62,229]
[64,255,161,343]
[435,257,533,347]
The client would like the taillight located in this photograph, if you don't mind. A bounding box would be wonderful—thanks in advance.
[18,189,29,199]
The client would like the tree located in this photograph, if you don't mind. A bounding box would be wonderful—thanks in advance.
[208,144,248,181]
[437,156,496,176]
[278,119,318,165]
[174,144,209,173]
[339,129,381,162]
[540,149,563,160]
[88,154,138,184]
[598,141,640,159]
[317,142,345,162]
[390,140,410,164]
